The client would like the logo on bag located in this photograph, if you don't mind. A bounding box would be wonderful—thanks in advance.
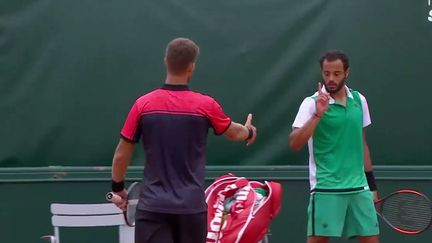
[205,175,282,243]
[207,184,235,242]
[207,184,252,242]
[207,202,225,241]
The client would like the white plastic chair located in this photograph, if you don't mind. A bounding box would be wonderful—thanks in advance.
[42,203,134,243]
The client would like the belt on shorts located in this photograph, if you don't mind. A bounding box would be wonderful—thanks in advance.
[310,186,368,193]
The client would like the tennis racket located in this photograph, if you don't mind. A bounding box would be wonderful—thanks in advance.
[106,181,141,227]
[375,190,432,234]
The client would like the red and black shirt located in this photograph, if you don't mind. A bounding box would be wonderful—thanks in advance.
[121,84,231,214]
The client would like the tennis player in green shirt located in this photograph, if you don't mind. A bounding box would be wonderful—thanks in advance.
[289,50,379,243]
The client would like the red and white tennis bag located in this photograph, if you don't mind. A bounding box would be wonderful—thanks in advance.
[205,173,282,243]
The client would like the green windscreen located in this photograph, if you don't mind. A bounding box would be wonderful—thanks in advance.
[1,0,431,166]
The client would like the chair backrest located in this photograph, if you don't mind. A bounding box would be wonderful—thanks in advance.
[49,203,134,243]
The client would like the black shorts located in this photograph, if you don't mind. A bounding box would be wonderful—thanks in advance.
[135,209,207,243]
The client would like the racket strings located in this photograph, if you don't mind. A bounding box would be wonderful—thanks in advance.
[381,193,432,231]
[126,182,141,225]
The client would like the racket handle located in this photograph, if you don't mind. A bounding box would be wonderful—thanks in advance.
[106,192,123,203]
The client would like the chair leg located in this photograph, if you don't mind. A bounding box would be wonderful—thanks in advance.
[54,227,60,243]
[119,225,135,243]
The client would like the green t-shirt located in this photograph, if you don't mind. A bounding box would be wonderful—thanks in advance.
[292,87,371,191]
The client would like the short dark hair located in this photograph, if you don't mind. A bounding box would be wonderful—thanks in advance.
[319,50,350,71]
[165,38,200,74]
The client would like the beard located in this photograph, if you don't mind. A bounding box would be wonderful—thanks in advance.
[324,76,346,94]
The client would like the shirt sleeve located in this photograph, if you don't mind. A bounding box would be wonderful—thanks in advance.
[292,97,316,128]
[208,99,232,135]
[120,101,141,143]
[359,93,372,127]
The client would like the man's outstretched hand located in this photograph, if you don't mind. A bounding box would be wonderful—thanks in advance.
[244,113,257,146]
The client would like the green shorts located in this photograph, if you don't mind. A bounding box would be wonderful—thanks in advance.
[307,190,379,238]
